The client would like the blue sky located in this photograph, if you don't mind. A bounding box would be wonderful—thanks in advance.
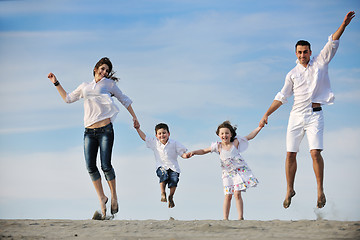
[0,0,359,221]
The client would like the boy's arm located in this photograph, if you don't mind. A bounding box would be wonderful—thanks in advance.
[135,127,146,141]
[245,126,263,141]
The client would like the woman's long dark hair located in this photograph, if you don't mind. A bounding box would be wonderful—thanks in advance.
[93,57,119,82]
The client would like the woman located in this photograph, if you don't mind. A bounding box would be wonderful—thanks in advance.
[48,57,139,219]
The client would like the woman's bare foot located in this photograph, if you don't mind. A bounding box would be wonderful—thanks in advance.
[161,192,167,202]
[100,196,108,217]
[168,195,175,208]
[111,197,118,215]
[283,190,296,208]
[317,193,326,208]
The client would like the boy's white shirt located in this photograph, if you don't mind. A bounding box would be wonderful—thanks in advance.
[145,136,187,173]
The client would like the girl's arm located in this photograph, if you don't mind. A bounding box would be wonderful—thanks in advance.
[188,146,212,158]
[245,126,263,141]
[48,72,68,102]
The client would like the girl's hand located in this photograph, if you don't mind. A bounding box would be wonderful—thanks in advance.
[47,72,57,83]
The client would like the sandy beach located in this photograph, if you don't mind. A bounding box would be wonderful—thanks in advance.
[1,219,359,240]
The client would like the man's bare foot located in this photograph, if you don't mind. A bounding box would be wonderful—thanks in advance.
[161,192,167,202]
[168,195,175,208]
[283,190,296,209]
[101,196,108,217]
[317,193,326,208]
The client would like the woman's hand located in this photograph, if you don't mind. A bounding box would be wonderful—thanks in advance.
[47,72,57,83]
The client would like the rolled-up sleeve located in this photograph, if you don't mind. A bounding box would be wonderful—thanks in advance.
[316,34,339,65]
[111,84,133,108]
[274,73,293,104]
[65,83,84,103]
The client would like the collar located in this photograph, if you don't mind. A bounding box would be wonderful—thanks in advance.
[91,77,106,89]
[295,57,314,69]
[157,138,172,146]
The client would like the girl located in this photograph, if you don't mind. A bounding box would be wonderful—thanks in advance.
[188,121,262,220]
[47,57,139,219]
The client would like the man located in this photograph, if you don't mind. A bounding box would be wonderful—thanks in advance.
[259,11,355,209]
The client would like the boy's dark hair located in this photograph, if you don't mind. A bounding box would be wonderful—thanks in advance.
[216,121,237,142]
[93,57,119,81]
[295,40,311,51]
[155,123,170,134]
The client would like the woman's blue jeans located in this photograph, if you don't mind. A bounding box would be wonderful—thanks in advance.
[84,123,115,181]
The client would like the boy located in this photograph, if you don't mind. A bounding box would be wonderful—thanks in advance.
[135,123,189,208]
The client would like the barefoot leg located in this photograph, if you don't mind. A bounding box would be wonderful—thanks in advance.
[284,152,297,208]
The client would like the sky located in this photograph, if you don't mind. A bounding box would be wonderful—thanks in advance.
[0,0,359,221]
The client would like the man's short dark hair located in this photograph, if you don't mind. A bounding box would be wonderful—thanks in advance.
[295,40,311,51]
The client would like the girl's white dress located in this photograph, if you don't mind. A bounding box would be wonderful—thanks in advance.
[211,137,258,195]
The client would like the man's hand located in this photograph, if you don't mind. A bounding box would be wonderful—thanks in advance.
[343,11,355,27]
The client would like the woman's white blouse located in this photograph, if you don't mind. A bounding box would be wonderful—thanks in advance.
[65,78,133,127]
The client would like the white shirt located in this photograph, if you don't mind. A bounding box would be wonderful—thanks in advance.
[145,136,188,173]
[65,78,133,127]
[275,35,339,114]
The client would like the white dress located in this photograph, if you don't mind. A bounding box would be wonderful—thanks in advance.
[211,137,259,195]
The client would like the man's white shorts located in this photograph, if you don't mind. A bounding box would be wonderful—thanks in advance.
[286,111,324,152]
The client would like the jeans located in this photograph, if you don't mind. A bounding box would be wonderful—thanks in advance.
[84,123,115,181]
[156,167,180,188]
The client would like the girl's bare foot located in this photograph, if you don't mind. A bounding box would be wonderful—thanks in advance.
[161,192,167,202]
[283,190,296,208]
[168,195,175,208]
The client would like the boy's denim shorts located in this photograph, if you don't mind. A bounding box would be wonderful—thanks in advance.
[156,167,180,188]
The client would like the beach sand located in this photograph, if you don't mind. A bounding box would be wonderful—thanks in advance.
[1,219,359,240]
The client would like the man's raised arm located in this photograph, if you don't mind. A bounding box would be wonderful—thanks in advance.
[332,11,355,41]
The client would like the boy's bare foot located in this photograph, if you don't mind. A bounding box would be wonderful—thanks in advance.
[317,193,326,208]
[161,192,167,202]
[283,190,296,208]
[168,195,175,208]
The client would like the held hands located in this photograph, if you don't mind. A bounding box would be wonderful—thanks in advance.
[133,118,140,129]
[183,152,194,159]
[259,115,268,128]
